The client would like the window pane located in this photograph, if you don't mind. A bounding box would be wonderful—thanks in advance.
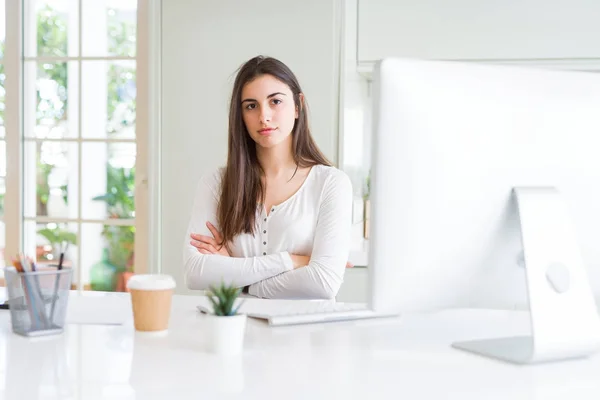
[82,61,136,139]
[81,223,135,291]
[0,0,5,61]
[24,61,78,139]
[82,142,135,220]
[24,0,78,58]
[23,140,79,219]
[82,0,137,57]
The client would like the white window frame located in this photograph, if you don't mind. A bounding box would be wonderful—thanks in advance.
[3,0,160,288]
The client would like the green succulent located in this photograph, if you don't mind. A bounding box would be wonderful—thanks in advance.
[207,282,244,316]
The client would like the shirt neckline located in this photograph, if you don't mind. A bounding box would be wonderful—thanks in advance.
[261,165,319,216]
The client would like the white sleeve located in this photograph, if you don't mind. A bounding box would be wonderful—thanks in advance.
[183,172,294,290]
[247,171,353,299]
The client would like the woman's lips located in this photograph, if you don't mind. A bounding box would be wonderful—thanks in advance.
[258,128,276,135]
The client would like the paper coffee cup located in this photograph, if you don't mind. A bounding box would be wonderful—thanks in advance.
[127,274,176,334]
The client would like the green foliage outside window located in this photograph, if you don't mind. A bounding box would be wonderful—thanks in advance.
[16,5,137,278]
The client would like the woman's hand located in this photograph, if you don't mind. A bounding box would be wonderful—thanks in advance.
[290,254,354,269]
[190,222,230,257]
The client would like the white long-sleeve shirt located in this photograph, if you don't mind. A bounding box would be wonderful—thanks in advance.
[183,164,353,299]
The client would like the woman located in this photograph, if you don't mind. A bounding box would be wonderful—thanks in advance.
[183,55,353,299]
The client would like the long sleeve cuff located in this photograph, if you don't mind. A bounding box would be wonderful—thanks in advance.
[279,251,294,271]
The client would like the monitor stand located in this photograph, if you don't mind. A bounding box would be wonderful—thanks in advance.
[452,187,600,364]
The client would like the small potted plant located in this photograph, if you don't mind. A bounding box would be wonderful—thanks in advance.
[205,282,246,356]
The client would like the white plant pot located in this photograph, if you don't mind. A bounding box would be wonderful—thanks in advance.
[207,314,247,356]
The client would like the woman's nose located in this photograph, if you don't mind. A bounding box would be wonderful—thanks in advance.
[260,108,272,124]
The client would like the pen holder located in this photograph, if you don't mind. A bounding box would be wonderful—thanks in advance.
[4,267,73,337]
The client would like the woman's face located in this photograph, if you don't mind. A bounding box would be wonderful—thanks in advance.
[241,74,298,149]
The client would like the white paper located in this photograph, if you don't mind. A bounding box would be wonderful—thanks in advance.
[66,294,131,325]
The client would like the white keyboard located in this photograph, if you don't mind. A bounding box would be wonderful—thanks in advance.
[197,298,396,326]
[241,300,367,317]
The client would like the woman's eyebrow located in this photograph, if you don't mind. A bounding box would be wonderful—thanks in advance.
[241,92,287,104]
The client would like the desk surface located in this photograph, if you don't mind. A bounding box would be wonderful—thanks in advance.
[1,292,600,399]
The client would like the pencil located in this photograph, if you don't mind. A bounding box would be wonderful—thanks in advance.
[15,255,40,330]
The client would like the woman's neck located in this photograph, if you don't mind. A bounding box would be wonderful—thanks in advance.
[256,138,297,179]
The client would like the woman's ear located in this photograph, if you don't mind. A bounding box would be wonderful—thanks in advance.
[296,93,304,119]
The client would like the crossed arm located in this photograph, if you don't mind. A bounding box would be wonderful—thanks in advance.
[183,171,353,299]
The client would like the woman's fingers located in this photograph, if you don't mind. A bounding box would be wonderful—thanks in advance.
[190,230,229,256]
[190,239,219,254]
[190,233,218,247]
[206,222,224,243]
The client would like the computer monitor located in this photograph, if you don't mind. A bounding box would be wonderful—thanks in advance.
[367,58,600,363]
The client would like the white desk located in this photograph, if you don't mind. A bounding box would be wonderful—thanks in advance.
[1,292,600,399]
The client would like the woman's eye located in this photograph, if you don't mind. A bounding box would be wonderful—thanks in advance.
[272,99,282,105]
[245,103,256,110]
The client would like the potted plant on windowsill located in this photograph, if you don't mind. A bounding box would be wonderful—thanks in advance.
[205,283,246,356]
[37,225,77,264]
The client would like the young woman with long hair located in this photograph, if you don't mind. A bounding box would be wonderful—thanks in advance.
[183,55,353,299]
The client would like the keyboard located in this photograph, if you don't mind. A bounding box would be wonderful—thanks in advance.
[197,297,396,326]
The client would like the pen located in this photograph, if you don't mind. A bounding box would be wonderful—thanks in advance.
[49,241,68,324]
[27,256,50,328]
[58,241,66,270]
[17,254,41,329]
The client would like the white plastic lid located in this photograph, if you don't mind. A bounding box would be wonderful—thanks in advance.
[126,274,176,291]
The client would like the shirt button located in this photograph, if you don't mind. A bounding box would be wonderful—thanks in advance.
[263,252,266,255]
[271,208,275,212]
[263,230,266,234]
[263,241,267,245]
[264,218,267,222]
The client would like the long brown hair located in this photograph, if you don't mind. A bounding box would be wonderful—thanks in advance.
[217,55,331,246]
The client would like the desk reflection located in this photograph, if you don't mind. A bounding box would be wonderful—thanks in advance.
[4,331,72,399]
[128,319,245,397]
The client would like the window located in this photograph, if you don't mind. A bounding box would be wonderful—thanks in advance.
[2,0,143,291]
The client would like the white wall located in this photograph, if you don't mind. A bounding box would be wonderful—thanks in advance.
[160,0,342,294]
[358,0,600,62]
